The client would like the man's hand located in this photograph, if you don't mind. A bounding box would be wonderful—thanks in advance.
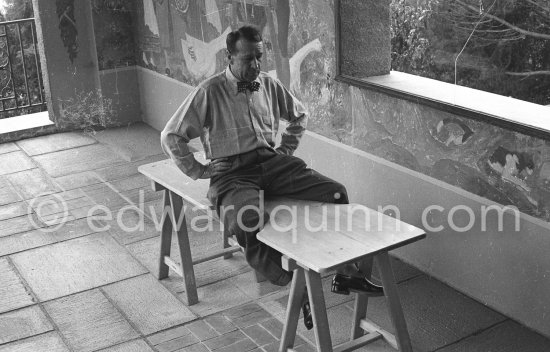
[199,158,232,179]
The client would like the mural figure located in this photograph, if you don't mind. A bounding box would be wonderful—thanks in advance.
[56,0,78,63]
[487,146,534,192]
[141,0,161,70]
[268,38,322,95]
[180,26,231,80]
[431,118,474,147]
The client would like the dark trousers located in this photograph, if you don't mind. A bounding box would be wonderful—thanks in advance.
[208,148,349,286]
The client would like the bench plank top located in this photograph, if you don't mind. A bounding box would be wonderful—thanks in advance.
[138,157,213,210]
[258,203,426,273]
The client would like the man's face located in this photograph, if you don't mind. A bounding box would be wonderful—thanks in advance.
[228,38,263,82]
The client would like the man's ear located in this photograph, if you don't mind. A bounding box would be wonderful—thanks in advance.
[226,49,232,64]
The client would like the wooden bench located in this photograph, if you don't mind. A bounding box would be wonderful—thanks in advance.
[138,157,267,305]
[257,202,426,352]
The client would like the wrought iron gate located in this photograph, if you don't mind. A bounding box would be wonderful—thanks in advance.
[0,17,47,120]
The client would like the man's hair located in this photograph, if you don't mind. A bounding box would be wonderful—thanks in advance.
[226,25,262,54]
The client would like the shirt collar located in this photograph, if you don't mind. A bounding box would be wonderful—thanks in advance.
[225,66,261,94]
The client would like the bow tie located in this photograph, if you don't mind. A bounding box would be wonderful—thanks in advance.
[237,81,260,93]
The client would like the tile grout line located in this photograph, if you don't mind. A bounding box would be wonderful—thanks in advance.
[430,319,511,352]
[3,256,76,352]
[97,286,159,352]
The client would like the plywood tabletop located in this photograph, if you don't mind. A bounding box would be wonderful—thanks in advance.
[258,202,425,273]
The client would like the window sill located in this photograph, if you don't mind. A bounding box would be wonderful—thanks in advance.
[0,111,54,134]
[336,71,550,139]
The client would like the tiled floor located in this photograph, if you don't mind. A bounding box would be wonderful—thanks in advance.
[1,123,550,352]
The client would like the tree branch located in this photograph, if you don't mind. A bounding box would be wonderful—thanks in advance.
[455,0,550,40]
[524,0,550,14]
[505,70,550,77]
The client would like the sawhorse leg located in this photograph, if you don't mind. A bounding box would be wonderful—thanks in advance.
[351,257,374,339]
[280,268,306,352]
[305,269,333,352]
[280,267,333,352]
[376,252,412,352]
[157,189,199,305]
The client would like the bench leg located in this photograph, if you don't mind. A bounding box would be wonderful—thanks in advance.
[158,190,172,280]
[305,270,333,352]
[376,252,412,352]
[351,257,374,339]
[169,191,199,305]
[279,268,306,352]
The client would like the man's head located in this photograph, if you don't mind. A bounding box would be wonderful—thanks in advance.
[226,25,263,82]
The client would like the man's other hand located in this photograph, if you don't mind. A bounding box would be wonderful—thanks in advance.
[200,158,232,178]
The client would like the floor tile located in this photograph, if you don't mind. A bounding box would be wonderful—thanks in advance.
[372,255,424,283]
[102,274,196,335]
[148,326,199,352]
[178,343,210,352]
[0,229,56,257]
[91,122,164,161]
[0,331,69,352]
[0,181,22,206]
[0,151,36,175]
[53,154,166,191]
[437,320,550,352]
[0,201,31,221]
[241,324,278,346]
[224,303,273,329]
[148,326,194,345]
[100,339,155,352]
[0,305,53,344]
[10,232,147,301]
[202,330,250,351]
[0,214,43,238]
[16,131,96,156]
[126,237,251,292]
[32,144,127,177]
[50,217,105,242]
[363,275,507,352]
[44,289,139,352]
[0,142,19,154]
[185,320,219,341]
[6,168,61,199]
[106,207,159,245]
[28,190,95,224]
[188,279,252,317]
[203,315,238,335]
[0,258,35,314]
[232,271,282,299]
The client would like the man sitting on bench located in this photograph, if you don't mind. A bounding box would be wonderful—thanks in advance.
[160,25,383,328]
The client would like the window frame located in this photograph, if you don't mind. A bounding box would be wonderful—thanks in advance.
[333,0,550,140]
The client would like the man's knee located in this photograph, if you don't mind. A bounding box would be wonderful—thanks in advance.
[332,183,349,204]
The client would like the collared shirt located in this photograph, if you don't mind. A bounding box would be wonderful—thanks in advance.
[161,67,308,179]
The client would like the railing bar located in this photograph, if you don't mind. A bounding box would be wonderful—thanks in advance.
[16,22,31,108]
[30,21,44,104]
[0,18,36,25]
[4,25,17,110]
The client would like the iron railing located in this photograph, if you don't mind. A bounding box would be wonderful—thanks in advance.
[0,17,46,120]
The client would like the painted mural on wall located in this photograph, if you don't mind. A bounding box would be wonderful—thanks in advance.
[133,0,550,222]
[92,0,137,69]
[56,0,78,63]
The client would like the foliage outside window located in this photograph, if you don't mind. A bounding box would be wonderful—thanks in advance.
[390,0,550,106]
[0,0,47,120]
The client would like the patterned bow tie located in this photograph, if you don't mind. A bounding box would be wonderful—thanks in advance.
[237,81,260,93]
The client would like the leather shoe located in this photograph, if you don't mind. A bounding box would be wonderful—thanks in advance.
[331,274,384,296]
[302,300,313,330]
